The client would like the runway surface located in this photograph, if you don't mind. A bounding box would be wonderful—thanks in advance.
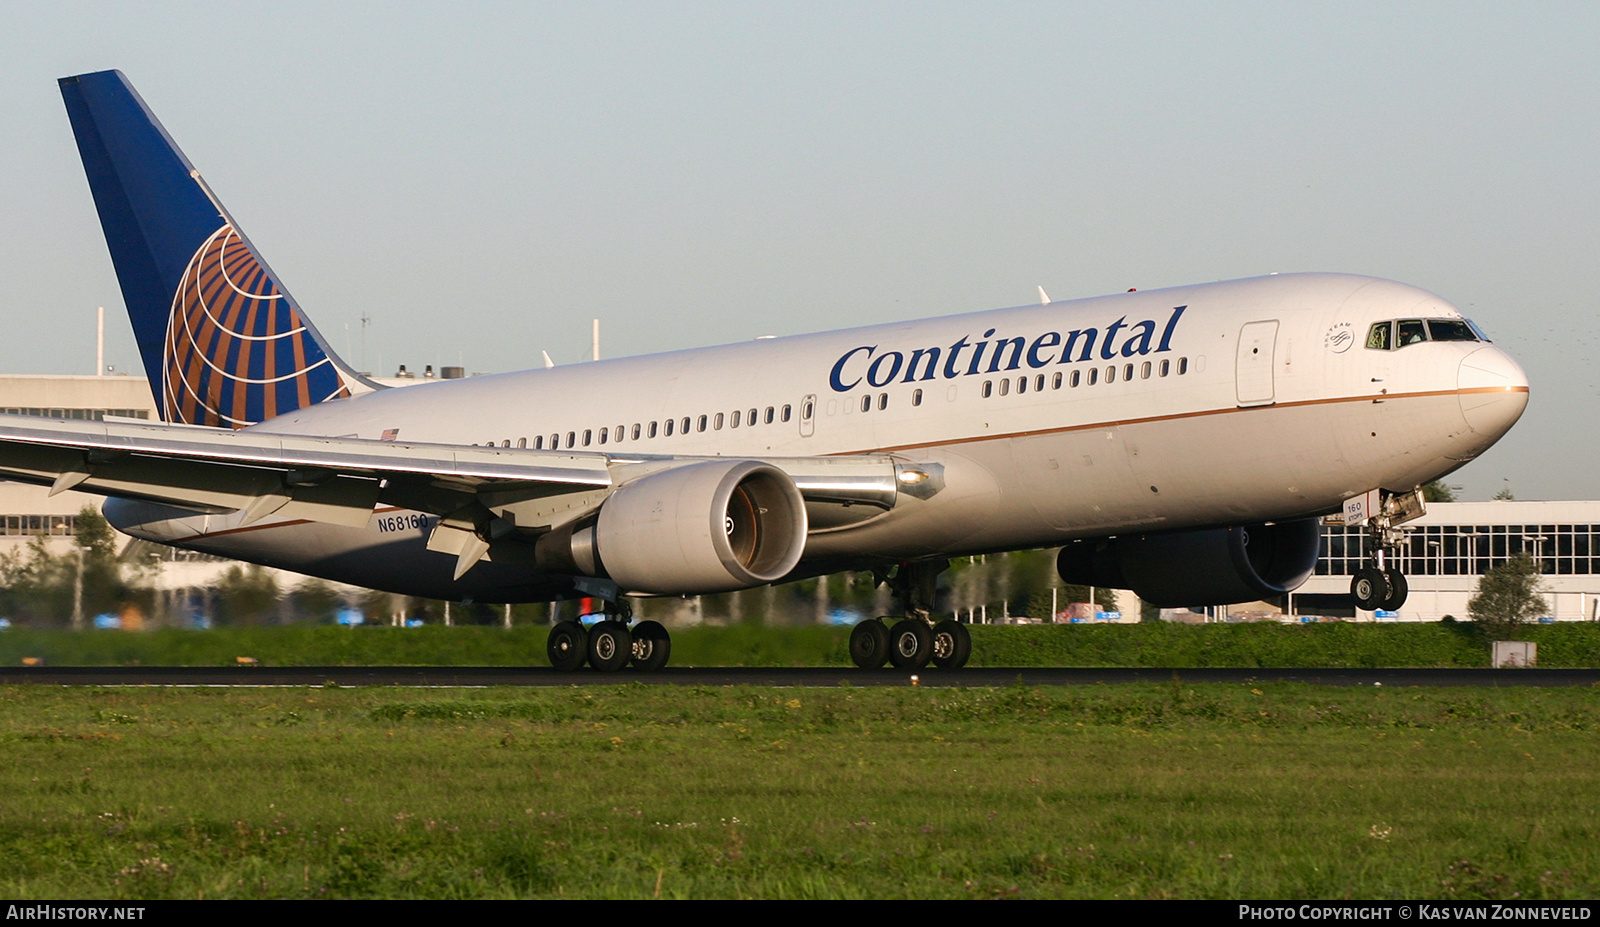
[2,666,1598,687]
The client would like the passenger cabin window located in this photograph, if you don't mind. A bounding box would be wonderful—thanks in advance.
[912,388,923,406]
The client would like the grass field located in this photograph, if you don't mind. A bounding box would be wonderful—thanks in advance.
[6,620,1600,668]
[1,682,1596,899]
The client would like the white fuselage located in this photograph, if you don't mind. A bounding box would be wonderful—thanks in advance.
[111,273,1529,602]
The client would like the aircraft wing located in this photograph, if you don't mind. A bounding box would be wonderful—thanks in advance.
[0,414,612,526]
[0,414,905,549]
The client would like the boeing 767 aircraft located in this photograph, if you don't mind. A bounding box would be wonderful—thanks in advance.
[0,70,1528,670]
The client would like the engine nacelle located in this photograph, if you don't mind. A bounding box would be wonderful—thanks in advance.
[1056,519,1322,607]
[567,459,808,596]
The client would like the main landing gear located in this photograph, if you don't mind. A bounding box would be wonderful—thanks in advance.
[850,559,970,671]
[1349,498,1412,613]
[546,597,672,673]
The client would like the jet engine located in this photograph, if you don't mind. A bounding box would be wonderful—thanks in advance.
[1055,519,1322,607]
[538,459,808,595]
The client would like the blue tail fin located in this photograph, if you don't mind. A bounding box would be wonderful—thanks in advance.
[59,70,367,428]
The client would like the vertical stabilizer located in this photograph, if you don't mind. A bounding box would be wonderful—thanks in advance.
[59,70,373,428]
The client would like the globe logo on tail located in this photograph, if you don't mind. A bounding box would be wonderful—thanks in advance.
[163,225,348,427]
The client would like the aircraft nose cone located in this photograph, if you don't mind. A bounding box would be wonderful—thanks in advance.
[1458,346,1529,437]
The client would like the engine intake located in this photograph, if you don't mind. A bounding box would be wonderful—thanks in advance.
[1056,519,1321,607]
[548,459,808,596]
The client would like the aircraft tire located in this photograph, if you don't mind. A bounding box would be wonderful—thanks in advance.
[630,620,672,672]
[588,620,634,672]
[1350,567,1391,612]
[888,619,934,670]
[849,619,891,669]
[547,621,588,672]
[930,619,971,669]
[1379,569,1409,611]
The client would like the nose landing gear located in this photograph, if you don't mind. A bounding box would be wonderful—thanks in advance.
[1348,491,1418,613]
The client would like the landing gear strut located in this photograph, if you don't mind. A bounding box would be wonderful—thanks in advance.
[850,560,969,670]
[546,595,674,673]
[1349,493,1414,613]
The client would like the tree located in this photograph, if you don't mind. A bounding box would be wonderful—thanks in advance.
[214,564,281,625]
[1468,553,1545,638]
[1422,480,1456,503]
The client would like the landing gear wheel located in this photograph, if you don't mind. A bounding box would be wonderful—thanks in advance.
[587,620,633,672]
[888,619,934,670]
[630,620,671,672]
[930,619,971,669]
[849,619,891,669]
[547,621,588,672]
[1379,569,1408,611]
[1351,567,1391,612]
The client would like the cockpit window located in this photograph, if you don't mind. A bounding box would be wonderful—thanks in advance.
[1397,319,1427,346]
[1365,322,1391,350]
[1365,317,1482,350]
[1427,319,1478,342]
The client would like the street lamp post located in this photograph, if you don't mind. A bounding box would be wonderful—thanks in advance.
[72,545,87,630]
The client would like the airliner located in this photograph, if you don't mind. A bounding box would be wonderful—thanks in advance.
[0,70,1529,671]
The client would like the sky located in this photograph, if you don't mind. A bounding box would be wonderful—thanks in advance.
[0,1,1595,502]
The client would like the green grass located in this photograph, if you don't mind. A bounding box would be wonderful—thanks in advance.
[6,621,1600,668]
[0,683,1596,899]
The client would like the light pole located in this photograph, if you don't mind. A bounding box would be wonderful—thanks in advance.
[72,545,88,630]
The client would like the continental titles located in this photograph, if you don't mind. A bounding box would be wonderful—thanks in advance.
[828,305,1187,393]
